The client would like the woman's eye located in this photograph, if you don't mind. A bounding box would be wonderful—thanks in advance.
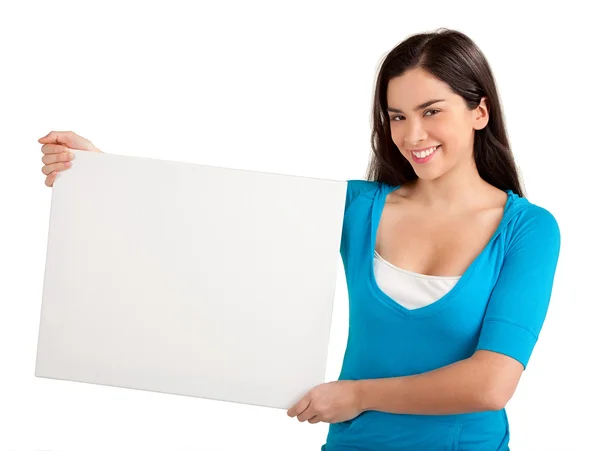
[390,109,440,121]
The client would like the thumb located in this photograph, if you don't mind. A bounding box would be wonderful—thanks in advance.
[38,130,98,152]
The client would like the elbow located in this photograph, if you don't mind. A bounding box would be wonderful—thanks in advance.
[483,391,508,411]
[470,350,524,411]
[482,382,515,411]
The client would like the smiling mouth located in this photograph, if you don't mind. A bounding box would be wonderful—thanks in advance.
[410,145,440,157]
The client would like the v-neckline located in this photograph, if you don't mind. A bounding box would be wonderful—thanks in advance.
[367,183,514,318]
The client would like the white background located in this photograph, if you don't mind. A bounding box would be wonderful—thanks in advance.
[1,1,598,450]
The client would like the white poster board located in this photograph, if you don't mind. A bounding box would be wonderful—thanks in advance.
[36,150,347,409]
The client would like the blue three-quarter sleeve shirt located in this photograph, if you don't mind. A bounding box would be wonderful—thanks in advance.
[322,180,561,451]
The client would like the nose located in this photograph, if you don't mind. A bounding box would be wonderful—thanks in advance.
[403,120,428,148]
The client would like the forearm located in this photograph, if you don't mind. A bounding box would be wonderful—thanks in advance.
[357,357,499,415]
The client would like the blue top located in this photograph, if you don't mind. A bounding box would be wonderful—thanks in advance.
[322,180,561,451]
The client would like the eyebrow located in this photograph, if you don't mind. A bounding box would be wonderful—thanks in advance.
[387,99,445,114]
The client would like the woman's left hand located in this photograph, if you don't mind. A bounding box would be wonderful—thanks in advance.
[286,380,364,424]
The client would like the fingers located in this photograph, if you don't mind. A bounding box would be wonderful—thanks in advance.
[45,172,58,187]
[38,132,80,188]
[42,151,74,165]
[287,395,320,424]
[297,407,315,422]
[41,143,69,155]
[42,161,71,176]
[287,396,311,419]
[295,400,315,423]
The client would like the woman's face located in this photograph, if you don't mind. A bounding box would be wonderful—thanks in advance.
[386,67,489,181]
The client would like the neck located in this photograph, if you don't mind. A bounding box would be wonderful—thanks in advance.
[410,160,492,211]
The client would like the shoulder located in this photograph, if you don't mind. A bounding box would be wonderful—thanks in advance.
[344,179,384,211]
[513,199,560,234]
[507,197,561,253]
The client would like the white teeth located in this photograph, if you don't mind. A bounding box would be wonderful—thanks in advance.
[412,146,438,158]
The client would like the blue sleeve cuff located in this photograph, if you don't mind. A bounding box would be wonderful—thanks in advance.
[476,318,538,369]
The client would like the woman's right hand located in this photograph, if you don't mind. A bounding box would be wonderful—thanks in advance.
[39,130,103,187]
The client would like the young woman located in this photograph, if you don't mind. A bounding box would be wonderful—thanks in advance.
[39,28,560,451]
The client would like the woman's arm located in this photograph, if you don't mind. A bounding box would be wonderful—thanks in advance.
[357,349,523,415]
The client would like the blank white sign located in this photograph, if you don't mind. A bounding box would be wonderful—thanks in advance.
[35,150,347,410]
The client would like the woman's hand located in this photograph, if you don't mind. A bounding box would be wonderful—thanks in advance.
[287,380,364,424]
[39,130,103,187]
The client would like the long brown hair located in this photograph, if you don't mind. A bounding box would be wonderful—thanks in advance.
[366,28,525,197]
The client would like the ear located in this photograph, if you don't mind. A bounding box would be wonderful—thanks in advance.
[473,96,490,131]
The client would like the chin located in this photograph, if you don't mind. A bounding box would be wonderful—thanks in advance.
[413,172,441,181]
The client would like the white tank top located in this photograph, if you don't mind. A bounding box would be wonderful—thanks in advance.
[373,250,461,310]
